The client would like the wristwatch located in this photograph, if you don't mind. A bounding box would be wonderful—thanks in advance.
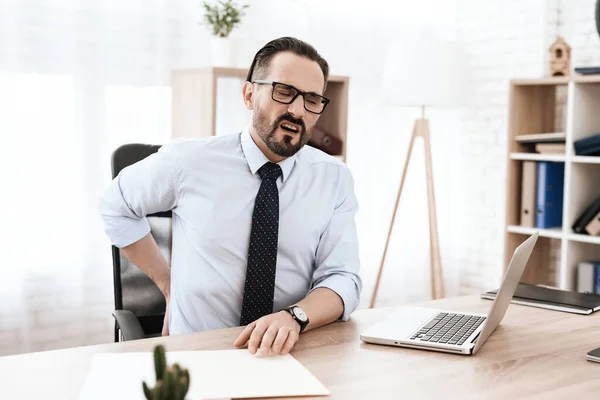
[285,305,309,333]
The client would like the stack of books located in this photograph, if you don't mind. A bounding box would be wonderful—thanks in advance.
[515,132,566,155]
[520,160,565,229]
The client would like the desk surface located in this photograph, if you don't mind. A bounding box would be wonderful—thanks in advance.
[2,295,600,399]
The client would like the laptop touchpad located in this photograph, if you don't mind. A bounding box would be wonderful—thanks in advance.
[363,306,438,340]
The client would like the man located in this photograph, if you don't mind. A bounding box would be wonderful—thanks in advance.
[98,37,362,357]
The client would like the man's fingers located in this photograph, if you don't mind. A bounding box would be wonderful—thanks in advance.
[259,325,280,356]
[271,327,290,355]
[281,330,299,355]
[233,321,256,348]
[248,321,268,355]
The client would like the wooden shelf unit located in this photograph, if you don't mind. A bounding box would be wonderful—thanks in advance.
[171,67,350,162]
[504,75,600,291]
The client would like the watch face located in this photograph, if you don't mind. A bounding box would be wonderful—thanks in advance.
[294,307,307,322]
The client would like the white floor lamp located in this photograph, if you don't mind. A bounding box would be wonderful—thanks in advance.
[370,33,465,308]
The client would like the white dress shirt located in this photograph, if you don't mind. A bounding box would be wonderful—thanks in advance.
[98,127,362,335]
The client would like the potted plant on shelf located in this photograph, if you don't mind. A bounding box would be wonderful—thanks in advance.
[201,0,249,66]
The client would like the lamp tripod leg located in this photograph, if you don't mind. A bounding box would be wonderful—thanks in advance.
[370,120,419,309]
[369,117,445,308]
[421,120,444,299]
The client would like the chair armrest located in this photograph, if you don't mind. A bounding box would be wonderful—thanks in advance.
[112,310,146,341]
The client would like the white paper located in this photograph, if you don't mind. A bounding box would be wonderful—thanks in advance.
[79,349,329,400]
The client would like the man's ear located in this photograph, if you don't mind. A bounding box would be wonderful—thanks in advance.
[242,81,254,110]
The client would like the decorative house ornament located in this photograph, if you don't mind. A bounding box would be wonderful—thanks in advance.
[549,36,571,77]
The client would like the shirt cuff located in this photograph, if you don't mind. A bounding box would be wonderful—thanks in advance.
[309,273,361,322]
[102,214,151,248]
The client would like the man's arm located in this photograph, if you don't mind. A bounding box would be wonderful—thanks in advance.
[98,143,182,335]
[234,164,362,355]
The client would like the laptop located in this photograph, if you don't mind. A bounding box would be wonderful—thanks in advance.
[360,232,538,355]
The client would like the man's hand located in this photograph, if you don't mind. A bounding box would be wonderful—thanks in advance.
[233,311,300,356]
[162,296,170,336]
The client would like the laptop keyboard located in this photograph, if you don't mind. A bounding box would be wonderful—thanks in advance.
[410,312,485,346]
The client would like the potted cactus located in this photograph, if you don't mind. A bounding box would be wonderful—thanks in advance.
[143,345,190,400]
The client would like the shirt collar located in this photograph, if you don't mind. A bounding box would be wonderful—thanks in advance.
[240,126,296,182]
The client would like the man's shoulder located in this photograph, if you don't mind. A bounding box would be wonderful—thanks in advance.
[297,145,348,171]
[160,132,241,159]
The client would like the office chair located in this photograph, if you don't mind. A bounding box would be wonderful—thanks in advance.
[110,143,172,341]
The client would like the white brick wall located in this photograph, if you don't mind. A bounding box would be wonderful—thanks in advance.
[559,0,600,67]
[455,0,562,292]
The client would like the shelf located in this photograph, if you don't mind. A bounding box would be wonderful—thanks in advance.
[566,233,600,245]
[511,77,570,86]
[510,75,600,86]
[509,153,565,162]
[171,67,349,162]
[506,76,600,290]
[507,226,600,244]
[572,75,600,84]
[572,156,600,164]
[506,225,563,239]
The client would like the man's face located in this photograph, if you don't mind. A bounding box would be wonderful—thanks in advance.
[251,52,325,158]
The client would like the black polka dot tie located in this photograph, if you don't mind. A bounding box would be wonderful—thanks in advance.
[240,162,282,326]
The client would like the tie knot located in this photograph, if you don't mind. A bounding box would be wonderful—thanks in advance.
[257,162,282,181]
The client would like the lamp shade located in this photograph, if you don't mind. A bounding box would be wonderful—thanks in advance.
[381,31,467,107]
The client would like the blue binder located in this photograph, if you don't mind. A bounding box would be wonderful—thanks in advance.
[535,161,565,229]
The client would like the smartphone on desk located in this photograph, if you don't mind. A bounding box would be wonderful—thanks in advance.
[586,347,600,363]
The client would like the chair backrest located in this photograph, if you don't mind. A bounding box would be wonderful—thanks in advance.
[110,143,172,338]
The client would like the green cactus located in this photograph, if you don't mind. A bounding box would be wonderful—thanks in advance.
[143,345,191,400]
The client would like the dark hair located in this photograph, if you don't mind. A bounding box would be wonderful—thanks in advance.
[246,37,329,92]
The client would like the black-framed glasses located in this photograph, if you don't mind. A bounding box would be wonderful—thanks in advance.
[252,80,330,114]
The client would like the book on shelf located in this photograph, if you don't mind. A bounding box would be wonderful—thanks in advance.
[572,196,600,234]
[535,161,564,229]
[577,261,600,294]
[520,161,537,227]
[535,143,566,154]
[585,211,600,236]
[515,132,566,144]
[481,283,600,315]
[574,132,600,156]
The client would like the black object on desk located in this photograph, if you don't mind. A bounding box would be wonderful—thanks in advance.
[587,346,600,363]
[481,283,600,315]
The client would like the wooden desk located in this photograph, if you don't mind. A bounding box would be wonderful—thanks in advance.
[2,295,600,399]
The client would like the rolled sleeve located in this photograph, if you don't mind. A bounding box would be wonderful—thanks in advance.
[97,142,181,248]
[309,165,362,321]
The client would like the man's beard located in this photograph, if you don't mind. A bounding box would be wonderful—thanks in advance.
[252,109,310,158]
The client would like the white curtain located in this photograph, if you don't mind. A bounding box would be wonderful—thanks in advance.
[0,0,461,355]
[0,0,194,355]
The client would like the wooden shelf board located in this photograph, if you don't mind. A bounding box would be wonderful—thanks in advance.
[511,77,570,86]
[510,75,600,86]
[509,152,565,162]
[507,225,563,239]
[566,233,600,245]
[572,75,600,84]
[572,155,600,164]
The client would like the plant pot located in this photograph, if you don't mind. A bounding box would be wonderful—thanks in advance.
[210,37,233,67]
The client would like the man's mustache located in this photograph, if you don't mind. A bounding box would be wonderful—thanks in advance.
[275,113,305,132]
